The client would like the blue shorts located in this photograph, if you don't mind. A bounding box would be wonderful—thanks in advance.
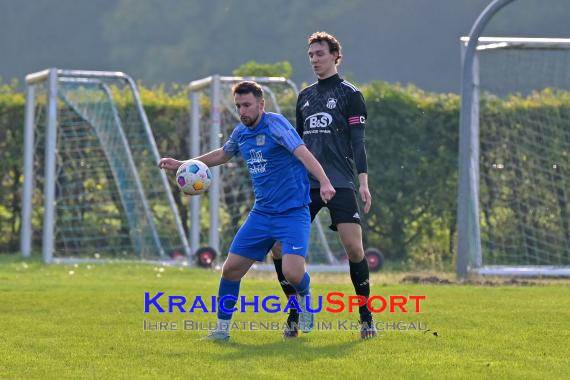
[229,206,310,261]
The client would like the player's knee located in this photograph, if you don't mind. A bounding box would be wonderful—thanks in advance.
[282,266,302,285]
[345,243,365,262]
[221,261,241,281]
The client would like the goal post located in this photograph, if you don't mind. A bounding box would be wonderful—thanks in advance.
[187,75,345,270]
[21,68,190,263]
[458,37,570,277]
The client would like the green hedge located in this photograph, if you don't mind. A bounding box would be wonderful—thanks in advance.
[2,81,567,268]
[362,82,459,268]
[0,83,25,252]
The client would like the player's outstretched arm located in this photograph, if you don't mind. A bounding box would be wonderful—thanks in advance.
[293,145,336,203]
[193,148,233,167]
[159,148,232,171]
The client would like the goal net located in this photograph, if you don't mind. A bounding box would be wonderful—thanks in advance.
[21,69,190,263]
[186,76,343,267]
[460,38,570,276]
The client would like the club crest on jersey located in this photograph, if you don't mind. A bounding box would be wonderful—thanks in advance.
[256,134,265,146]
[246,149,267,175]
[306,112,333,128]
[326,98,337,109]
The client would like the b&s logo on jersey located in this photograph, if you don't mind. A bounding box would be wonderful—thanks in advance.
[306,112,333,129]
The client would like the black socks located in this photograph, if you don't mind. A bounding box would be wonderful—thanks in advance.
[349,257,372,320]
[273,258,299,320]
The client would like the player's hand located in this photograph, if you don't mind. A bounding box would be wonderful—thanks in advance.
[158,158,183,171]
[320,182,336,204]
[359,184,372,214]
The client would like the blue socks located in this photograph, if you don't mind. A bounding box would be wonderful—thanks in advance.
[292,272,311,296]
[217,278,241,321]
[216,273,309,322]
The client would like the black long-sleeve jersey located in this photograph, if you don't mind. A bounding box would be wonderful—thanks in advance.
[296,74,368,190]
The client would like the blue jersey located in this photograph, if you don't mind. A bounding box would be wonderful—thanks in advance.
[223,112,310,213]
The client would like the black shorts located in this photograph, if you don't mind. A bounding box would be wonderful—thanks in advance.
[309,188,361,231]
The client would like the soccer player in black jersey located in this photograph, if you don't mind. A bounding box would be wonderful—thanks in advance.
[273,31,377,339]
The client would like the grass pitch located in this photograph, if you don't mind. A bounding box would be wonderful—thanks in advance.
[0,256,568,379]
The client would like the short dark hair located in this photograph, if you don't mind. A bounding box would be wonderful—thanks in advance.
[308,31,342,65]
[232,81,264,100]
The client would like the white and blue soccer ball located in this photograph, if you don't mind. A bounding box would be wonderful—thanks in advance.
[176,159,212,196]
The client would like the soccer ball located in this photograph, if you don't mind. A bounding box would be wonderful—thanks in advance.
[176,160,212,196]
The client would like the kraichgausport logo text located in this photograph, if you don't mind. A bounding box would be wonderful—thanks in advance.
[144,292,426,314]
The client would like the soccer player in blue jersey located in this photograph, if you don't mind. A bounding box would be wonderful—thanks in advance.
[159,81,335,341]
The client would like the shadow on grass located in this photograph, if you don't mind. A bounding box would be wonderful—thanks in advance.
[212,336,363,361]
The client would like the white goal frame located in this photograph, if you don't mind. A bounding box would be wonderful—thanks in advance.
[458,1,570,277]
[20,68,190,263]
